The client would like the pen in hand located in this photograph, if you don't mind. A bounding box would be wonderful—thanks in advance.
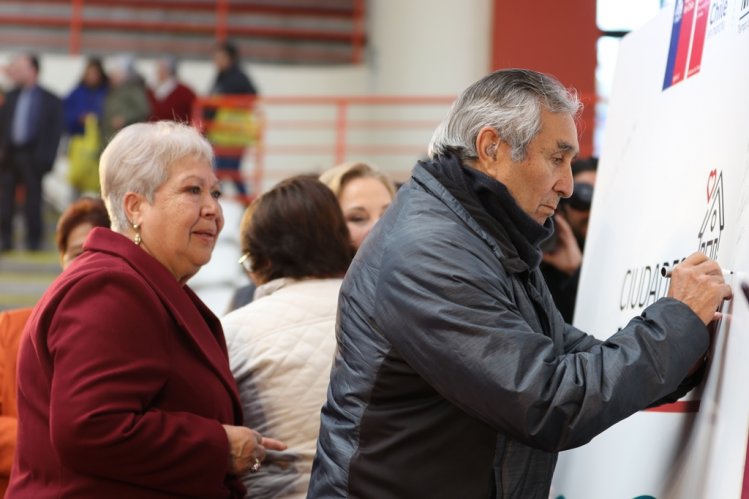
[661,267,733,279]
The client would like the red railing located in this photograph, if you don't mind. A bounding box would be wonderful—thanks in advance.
[192,95,458,202]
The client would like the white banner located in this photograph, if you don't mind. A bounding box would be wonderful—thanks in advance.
[552,1,749,498]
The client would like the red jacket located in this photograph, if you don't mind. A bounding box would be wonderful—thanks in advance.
[7,228,244,498]
[0,307,32,496]
[147,81,197,123]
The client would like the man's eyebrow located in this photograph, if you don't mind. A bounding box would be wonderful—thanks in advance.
[556,141,578,154]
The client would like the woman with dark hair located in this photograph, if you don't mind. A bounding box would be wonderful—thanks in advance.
[63,57,109,137]
[55,196,111,267]
[222,175,354,499]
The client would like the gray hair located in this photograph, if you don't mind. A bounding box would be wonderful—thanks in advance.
[100,121,215,232]
[159,55,178,76]
[428,69,582,162]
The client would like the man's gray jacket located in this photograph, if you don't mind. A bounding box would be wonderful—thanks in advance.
[308,157,708,499]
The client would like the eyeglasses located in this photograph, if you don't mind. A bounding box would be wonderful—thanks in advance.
[238,253,253,273]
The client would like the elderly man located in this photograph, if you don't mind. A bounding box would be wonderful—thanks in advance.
[0,53,63,251]
[308,69,731,498]
[147,57,196,123]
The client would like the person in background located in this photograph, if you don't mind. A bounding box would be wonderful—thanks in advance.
[63,57,109,137]
[319,161,396,250]
[147,56,197,123]
[55,197,111,268]
[540,156,598,323]
[0,53,64,252]
[101,55,150,143]
[210,41,258,96]
[222,175,354,498]
[0,196,110,496]
[7,122,285,498]
[208,41,259,197]
[308,69,731,498]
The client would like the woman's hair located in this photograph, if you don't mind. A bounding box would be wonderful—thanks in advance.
[428,68,582,163]
[240,175,354,284]
[56,197,111,255]
[99,121,214,232]
[82,57,109,88]
[319,161,396,200]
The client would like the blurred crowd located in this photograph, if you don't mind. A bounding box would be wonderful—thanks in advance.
[0,42,257,253]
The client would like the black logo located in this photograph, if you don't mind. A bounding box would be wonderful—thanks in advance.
[698,169,724,259]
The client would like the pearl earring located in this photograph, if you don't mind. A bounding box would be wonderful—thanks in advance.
[133,223,142,246]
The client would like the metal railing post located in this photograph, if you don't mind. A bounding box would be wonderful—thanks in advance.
[334,100,348,164]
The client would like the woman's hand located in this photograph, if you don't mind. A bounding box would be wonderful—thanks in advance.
[222,424,287,475]
[542,215,582,276]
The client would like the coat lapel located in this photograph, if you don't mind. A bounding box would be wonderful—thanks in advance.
[84,228,242,421]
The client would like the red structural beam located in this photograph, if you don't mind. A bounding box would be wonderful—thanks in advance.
[215,0,228,41]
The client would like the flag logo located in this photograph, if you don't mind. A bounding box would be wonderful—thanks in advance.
[663,0,711,89]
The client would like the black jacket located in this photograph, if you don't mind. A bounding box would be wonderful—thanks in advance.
[308,155,709,499]
[210,65,258,96]
[0,85,63,173]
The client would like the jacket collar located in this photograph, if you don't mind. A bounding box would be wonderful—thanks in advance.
[253,277,300,300]
[414,154,553,274]
[83,228,242,421]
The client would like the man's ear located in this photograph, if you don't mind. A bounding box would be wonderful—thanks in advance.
[475,126,501,162]
[123,192,145,227]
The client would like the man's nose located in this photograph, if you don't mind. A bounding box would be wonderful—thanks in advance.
[557,163,574,199]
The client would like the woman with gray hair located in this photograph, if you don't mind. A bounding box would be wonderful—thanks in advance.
[8,121,285,498]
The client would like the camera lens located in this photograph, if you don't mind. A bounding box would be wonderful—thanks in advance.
[567,182,593,211]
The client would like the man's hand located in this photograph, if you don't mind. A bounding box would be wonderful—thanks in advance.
[667,252,732,325]
[542,215,582,275]
[222,424,287,475]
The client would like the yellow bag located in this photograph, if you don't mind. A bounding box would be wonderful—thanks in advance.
[68,114,102,193]
[207,107,258,148]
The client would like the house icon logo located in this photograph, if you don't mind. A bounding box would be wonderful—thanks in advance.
[698,169,724,260]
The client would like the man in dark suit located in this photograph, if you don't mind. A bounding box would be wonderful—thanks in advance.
[0,53,63,251]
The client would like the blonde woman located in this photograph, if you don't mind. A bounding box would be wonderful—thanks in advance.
[319,162,395,250]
